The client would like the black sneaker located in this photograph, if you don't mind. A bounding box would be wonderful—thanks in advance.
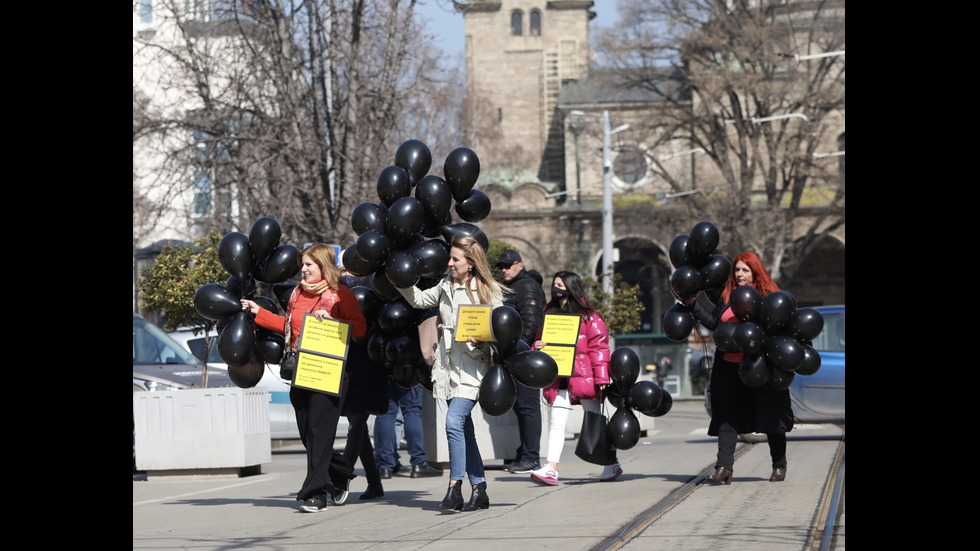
[300,497,327,513]
[332,478,351,506]
[507,460,540,474]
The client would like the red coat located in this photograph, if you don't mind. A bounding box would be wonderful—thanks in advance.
[542,311,610,405]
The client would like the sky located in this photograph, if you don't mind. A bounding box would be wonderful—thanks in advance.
[414,1,617,59]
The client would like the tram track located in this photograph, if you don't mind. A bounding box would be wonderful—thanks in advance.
[590,436,846,551]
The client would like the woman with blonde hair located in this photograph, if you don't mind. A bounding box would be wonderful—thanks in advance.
[397,236,505,512]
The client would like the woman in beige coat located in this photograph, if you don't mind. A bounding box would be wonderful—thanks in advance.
[397,235,504,512]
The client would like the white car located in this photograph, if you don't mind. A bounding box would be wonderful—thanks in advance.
[168,327,350,440]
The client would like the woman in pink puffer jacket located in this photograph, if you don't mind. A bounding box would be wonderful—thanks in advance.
[531,271,622,486]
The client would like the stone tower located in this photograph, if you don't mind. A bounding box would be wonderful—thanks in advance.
[457,0,594,183]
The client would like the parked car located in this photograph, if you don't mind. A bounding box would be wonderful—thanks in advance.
[168,326,348,441]
[704,304,845,441]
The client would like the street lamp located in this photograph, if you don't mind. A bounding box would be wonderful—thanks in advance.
[570,109,629,301]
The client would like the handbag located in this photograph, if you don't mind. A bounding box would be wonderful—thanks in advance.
[575,401,618,465]
[279,298,319,381]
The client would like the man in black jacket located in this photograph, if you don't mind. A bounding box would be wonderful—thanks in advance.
[497,250,547,474]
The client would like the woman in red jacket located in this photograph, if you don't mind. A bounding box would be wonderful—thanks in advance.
[242,243,367,513]
[530,271,621,486]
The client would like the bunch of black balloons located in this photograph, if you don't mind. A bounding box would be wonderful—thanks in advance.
[347,140,559,414]
[660,220,825,390]
[192,217,302,389]
[708,288,824,389]
[603,347,673,450]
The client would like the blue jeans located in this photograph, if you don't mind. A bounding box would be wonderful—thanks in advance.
[374,379,427,469]
[445,397,485,485]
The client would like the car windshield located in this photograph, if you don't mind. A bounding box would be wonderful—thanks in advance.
[134,317,201,365]
[810,311,844,353]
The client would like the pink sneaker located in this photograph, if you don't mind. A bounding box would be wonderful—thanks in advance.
[600,461,623,482]
[530,467,559,486]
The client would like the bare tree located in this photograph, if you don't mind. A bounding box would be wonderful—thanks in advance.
[133,0,467,250]
[594,0,844,283]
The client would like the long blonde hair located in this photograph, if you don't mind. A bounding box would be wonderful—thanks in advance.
[452,236,505,305]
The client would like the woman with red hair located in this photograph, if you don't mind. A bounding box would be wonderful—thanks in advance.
[683,251,794,484]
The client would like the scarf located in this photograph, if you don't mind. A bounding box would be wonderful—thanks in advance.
[300,277,329,295]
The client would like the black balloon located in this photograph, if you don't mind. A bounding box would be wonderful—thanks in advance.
[648,390,673,417]
[455,188,492,222]
[351,286,382,324]
[796,344,822,376]
[758,290,797,335]
[670,265,702,300]
[610,347,641,389]
[785,308,824,342]
[441,222,489,251]
[502,350,559,390]
[730,285,762,322]
[248,217,281,259]
[378,299,414,333]
[669,234,693,269]
[217,311,255,368]
[377,165,413,208]
[479,363,517,416]
[699,254,732,290]
[386,197,425,245]
[738,353,770,387]
[713,321,739,352]
[194,283,242,321]
[606,383,627,409]
[228,352,265,389]
[392,363,420,389]
[259,244,301,284]
[253,295,280,315]
[356,230,393,265]
[372,265,403,302]
[351,201,388,235]
[254,328,285,364]
[226,275,256,300]
[688,221,720,261]
[343,244,379,277]
[733,321,765,355]
[367,330,387,364]
[444,147,481,202]
[627,380,663,414]
[415,175,454,225]
[385,333,420,367]
[407,239,451,279]
[218,231,253,282]
[767,367,795,390]
[490,306,523,359]
[763,335,805,372]
[272,283,297,312]
[607,407,641,450]
[662,303,695,342]
[394,139,432,185]
[384,251,421,289]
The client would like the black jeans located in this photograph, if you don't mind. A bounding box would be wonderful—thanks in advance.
[512,384,541,464]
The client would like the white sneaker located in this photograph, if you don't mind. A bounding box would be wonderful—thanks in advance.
[530,466,559,486]
[600,461,623,482]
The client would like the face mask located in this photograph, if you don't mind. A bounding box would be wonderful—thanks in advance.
[551,286,566,301]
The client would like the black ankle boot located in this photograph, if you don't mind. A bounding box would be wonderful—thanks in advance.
[462,482,489,511]
[438,482,464,511]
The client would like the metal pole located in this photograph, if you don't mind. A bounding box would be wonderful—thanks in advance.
[601,110,614,300]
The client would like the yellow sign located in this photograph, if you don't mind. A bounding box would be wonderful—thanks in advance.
[538,314,581,377]
[291,314,351,396]
[454,305,494,342]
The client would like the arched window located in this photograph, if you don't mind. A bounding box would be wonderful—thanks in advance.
[530,10,541,36]
[613,145,648,187]
[511,10,523,36]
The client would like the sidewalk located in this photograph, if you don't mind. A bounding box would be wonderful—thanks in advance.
[133,399,844,551]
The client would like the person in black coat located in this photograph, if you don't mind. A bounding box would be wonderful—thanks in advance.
[496,250,547,474]
[339,272,390,500]
[684,251,795,485]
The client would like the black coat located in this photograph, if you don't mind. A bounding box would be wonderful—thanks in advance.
[691,299,794,436]
[503,269,547,345]
[341,341,388,416]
